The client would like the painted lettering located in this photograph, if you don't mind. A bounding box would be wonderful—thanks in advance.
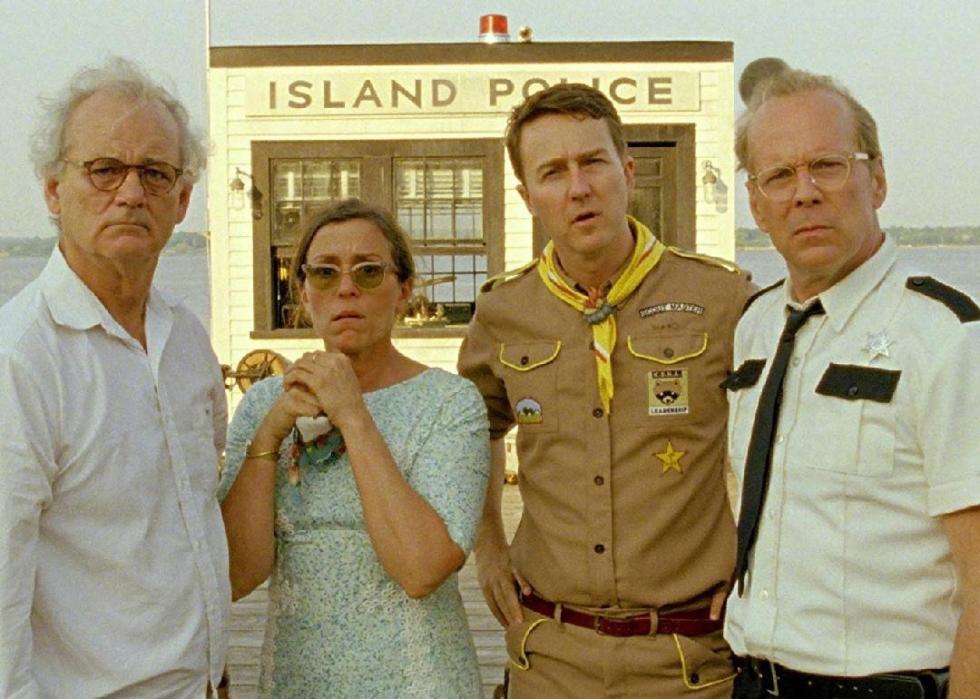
[323,81,345,108]
[488,78,514,106]
[287,80,313,109]
[609,77,637,105]
[521,78,549,99]
[648,77,673,105]
[432,79,456,107]
[352,80,383,108]
[269,81,276,109]
[392,79,422,108]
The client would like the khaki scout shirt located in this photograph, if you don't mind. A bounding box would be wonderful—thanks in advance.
[458,247,751,610]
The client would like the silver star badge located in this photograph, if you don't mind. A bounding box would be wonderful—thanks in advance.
[862,330,894,360]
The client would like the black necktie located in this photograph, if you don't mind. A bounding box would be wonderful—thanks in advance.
[735,301,825,594]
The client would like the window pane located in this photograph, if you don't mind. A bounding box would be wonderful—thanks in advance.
[394,157,484,244]
[270,158,360,328]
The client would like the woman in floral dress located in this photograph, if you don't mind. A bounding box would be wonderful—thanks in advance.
[219,199,490,697]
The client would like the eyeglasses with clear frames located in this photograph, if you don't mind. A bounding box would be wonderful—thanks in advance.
[749,152,871,202]
[302,262,391,291]
[63,158,183,196]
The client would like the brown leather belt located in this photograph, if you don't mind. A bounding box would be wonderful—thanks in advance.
[520,590,722,637]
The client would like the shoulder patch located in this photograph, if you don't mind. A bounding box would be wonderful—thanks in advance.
[742,278,784,316]
[479,259,538,293]
[906,276,979,323]
[667,246,741,273]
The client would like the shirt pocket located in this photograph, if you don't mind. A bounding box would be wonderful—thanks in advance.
[178,402,221,498]
[804,363,901,477]
[498,341,562,433]
[622,332,709,426]
[722,359,767,466]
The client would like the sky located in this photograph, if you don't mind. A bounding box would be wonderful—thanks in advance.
[1,0,977,237]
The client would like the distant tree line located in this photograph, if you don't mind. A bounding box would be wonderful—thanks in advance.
[0,231,208,257]
[737,226,980,248]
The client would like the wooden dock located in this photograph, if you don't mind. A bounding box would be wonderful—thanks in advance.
[225,485,523,698]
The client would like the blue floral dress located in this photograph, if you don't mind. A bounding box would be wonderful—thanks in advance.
[219,368,490,698]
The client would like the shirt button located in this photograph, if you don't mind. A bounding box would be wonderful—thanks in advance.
[594,475,604,486]
[760,589,769,599]
[592,407,604,418]
[520,355,529,366]
[594,544,605,554]
[776,435,784,444]
[848,385,859,396]
[766,510,775,521]
[791,356,801,366]
[663,347,675,358]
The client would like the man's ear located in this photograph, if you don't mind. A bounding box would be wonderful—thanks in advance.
[870,156,887,210]
[175,182,193,223]
[747,180,769,234]
[44,175,62,217]
[622,155,636,192]
[517,182,535,217]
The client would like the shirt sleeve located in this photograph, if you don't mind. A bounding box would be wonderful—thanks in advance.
[218,378,281,503]
[0,351,53,697]
[405,379,490,554]
[919,318,980,516]
[457,300,515,440]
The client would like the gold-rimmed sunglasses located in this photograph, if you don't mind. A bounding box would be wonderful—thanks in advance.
[301,262,391,291]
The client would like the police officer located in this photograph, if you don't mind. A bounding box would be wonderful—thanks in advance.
[725,68,979,699]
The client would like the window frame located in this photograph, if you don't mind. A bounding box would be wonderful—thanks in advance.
[249,138,504,339]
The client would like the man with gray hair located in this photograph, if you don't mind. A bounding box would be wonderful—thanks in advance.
[724,67,979,698]
[0,57,229,696]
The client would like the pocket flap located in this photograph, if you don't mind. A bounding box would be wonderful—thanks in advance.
[816,363,901,403]
[720,359,767,391]
[498,341,562,371]
[627,332,708,364]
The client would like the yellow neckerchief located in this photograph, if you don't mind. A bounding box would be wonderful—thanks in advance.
[537,216,666,413]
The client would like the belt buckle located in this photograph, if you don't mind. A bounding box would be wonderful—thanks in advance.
[593,615,613,636]
[763,660,780,697]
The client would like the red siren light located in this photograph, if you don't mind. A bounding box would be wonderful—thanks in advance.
[479,14,510,43]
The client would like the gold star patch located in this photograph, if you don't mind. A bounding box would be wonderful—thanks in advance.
[657,440,686,474]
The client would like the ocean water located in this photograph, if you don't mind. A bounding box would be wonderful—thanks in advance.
[0,254,210,327]
[1,247,976,328]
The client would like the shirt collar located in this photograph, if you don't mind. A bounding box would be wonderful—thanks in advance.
[40,245,178,341]
[782,233,896,333]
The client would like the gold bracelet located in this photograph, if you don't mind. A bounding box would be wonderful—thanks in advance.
[245,444,279,461]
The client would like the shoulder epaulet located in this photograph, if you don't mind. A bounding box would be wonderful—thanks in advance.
[742,278,785,316]
[906,276,979,323]
[479,259,539,293]
[667,246,741,273]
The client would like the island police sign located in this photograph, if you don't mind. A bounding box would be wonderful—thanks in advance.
[245,68,700,116]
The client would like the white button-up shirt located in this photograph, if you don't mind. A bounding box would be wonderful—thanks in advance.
[0,248,230,697]
[725,236,980,675]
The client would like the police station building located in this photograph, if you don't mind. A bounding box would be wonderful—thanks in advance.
[206,34,737,387]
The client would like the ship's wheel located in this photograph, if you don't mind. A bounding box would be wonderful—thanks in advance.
[223,349,290,392]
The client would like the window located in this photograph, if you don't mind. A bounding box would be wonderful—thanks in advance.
[250,140,504,336]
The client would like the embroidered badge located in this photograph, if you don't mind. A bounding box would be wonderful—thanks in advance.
[515,397,544,424]
[647,369,690,416]
[862,330,894,361]
[639,302,705,318]
[656,440,686,474]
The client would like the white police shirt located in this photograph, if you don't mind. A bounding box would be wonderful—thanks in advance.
[724,235,980,675]
[0,248,230,697]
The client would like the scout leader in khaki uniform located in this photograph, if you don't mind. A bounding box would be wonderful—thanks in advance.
[458,83,753,698]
